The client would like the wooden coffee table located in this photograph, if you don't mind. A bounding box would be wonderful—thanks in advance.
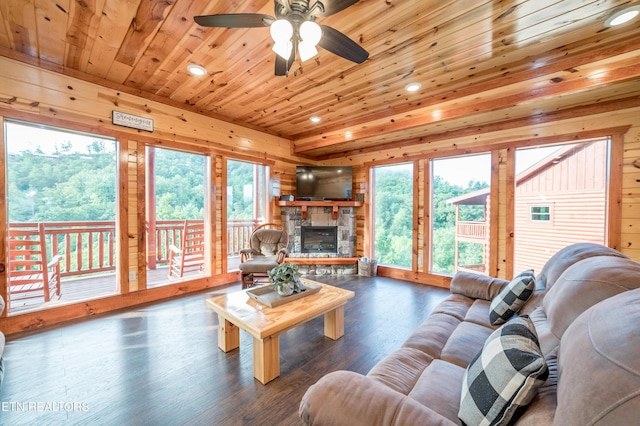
[206,280,355,384]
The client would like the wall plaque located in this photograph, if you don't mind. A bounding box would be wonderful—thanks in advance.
[112,111,154,132]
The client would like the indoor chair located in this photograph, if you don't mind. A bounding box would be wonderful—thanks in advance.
[238,223,289,289]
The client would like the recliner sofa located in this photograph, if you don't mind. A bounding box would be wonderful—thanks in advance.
[299,243,640,425]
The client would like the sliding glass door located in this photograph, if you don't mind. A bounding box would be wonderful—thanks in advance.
[226,159,270,271]
[146,147,207,286]
[5,120,117,313]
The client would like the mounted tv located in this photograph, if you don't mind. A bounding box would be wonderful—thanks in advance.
[296,166,353,201]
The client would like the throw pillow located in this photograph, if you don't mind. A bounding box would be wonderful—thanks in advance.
[489,269,535,325]
[458,315,549,426]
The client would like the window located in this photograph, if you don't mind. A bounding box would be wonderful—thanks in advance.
[226,159,270,271]
[431,154,491,275]
[514,140,609,273]
[530,206,551,222]
[146,147,208,286]
[5,120,117,314]
[372,163,413,268]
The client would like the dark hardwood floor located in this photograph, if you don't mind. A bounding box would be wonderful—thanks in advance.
[0,275,450,425]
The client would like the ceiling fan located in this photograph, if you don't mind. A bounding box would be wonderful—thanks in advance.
[194,0,369,76]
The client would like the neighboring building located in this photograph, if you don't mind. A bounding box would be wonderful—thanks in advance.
[448,140,608,275]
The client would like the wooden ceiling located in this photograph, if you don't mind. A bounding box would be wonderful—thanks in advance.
[1,0,639,160]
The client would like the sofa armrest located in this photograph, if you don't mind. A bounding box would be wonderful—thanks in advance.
[449,271,509,301]
[299,371,456,426]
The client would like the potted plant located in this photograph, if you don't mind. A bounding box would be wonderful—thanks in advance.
[268,263,305,296]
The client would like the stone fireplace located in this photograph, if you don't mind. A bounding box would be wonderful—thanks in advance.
[280,203,358,275]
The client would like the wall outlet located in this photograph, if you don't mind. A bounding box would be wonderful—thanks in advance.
[129,272,136,281]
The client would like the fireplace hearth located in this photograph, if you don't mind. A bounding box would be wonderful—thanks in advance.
[301,226,337,253]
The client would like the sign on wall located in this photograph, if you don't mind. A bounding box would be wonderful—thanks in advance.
[112,111,154,132]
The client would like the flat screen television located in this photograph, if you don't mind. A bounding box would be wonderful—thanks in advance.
[296,166,353,201]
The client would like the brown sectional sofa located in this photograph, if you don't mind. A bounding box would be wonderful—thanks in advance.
[299,243,640,425]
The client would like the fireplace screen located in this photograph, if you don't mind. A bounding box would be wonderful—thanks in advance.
[301,226,338,253]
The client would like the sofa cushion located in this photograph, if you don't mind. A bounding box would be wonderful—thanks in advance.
[554,288,640,425]
[536,242,627,291]
[458,316,549,426]
[237,255,280,273]
[440,321,494,368]
[403,312,463,359]
[544,255,640,339]
[464,299,494,328]
[450,271,510,301]
[408,359,466,423]
[489,270,535,325]
[367,347,434,395]
[431,294,475,321]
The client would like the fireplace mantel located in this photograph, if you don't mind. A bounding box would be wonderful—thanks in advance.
[277,200,362,220]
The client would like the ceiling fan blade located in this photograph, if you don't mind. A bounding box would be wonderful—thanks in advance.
[314,0,360,17]
[194,14,274,28]
[318,25,369,64]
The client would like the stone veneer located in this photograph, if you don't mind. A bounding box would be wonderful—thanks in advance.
[281,205,357,275]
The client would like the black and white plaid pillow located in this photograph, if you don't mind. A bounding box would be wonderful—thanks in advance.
[459,315,549,426]
[489,270,535,325]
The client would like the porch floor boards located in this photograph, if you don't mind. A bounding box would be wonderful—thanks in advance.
[1,275,450,425]
[8,256,241,314]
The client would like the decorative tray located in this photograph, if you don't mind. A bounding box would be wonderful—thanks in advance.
[246,281,321,308]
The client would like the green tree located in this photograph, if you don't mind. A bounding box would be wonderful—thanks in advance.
[431,176,488,273]
[153,149,205,220]
[374,166,413,267]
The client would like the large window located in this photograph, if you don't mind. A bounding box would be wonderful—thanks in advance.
[514,140,608,273]
[5,121,117,314]
[146,147,207,286]
[226,159,270,271]
[431,154,491,275]
[372,163,413,268]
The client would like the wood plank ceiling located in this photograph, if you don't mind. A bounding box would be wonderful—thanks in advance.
[0,0,639,160]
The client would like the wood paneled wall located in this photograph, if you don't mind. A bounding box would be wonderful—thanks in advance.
[0,57,300,334]
[345,114,639,284]
[0,56,639,334]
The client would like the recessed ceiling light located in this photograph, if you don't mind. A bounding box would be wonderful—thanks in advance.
[605,6,640,27]
[405,82,422,92]
[310,115,321,123]
[187,64,207,76]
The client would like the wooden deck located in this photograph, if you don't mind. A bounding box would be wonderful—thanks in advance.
[8,256,242,314]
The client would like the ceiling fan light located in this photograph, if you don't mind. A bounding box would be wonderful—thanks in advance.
[273,41,293,60]
[270,19,293,43]
[300,21,322,47]
[299,42,318,62]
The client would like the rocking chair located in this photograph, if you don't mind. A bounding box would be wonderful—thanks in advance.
[238,223,289,289]
[8,223,62,304]
[168,220,206,278]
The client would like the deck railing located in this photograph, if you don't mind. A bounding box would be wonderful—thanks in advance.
[227,219,261,256]
[456,221,487,239]
[9,219,261,279]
